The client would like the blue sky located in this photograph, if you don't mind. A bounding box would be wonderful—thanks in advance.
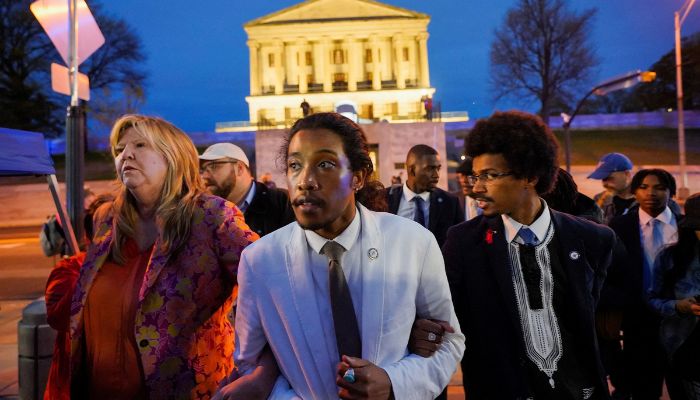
[99,0,700,132]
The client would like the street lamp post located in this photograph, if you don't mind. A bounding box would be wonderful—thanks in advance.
[562,70,656,173]
[675,0,696,200]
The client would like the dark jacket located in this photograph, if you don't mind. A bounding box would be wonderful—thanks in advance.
[385,185,463,247]
[244,181,295,237]
[443,210,614,399]
[608,208,683,314]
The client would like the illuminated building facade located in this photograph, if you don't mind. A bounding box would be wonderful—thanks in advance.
[244,0,436,125]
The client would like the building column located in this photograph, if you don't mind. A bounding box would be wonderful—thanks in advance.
[247,40,261,96]
[370,35,382,90]
[321,37,332,93]
[347,37,360,92]
[408,39,417,85]
[417,32,430,88]
[273,40,285,95]
[393,35,406,89]
[297,39,308,94]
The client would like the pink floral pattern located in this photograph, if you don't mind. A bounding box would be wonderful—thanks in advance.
[70,194,258,399]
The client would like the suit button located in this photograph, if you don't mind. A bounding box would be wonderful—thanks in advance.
[139,339,149,348]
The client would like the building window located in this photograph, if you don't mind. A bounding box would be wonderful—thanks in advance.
[333,49,345,64]
[306,51,312,66]
[365,49,372,63]
[334,73,346,82]
[366,72,373,81]
[307,74,314,84]
[268,53,274,67]
[403,47,409,61]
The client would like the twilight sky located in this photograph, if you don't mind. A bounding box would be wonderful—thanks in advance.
[99,0,700,132]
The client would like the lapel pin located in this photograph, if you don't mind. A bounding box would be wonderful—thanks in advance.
[368,248,379,260]
[569,251,580,261]
[437,197,443,203]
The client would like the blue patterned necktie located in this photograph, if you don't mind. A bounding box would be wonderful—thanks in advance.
[517,227,538,247]
[643,219,665,289]
[413,196,426,227]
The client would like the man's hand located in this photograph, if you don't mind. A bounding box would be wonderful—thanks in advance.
[213,348,279,400]
[675,297,700,315]
[408,318,455,357]
[336,356,393,400]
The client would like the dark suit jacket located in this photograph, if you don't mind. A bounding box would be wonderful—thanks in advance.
[244,181,295,237]
[385,185,463,246]
[608,209,682,322]
[443,210,614,399]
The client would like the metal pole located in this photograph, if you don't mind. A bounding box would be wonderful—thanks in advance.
[47,174,79,256]
[66,105,85,245]
[675,11,689,199]
[68,0,78,107]
[65,0,85,245]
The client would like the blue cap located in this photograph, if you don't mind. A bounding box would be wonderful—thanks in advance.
[587,153,633,179]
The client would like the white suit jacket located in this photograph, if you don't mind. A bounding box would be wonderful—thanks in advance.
[234,204,465,400]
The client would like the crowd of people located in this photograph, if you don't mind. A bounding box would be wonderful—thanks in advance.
[41,110,699,400]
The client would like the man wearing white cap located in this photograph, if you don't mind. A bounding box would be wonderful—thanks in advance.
[588,152,636,225]
[199,143,295,236]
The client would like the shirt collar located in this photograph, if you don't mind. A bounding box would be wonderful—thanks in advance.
[237,180,256,212]
[402,183,430,202]
[304,205,361,255]
[639,206,673,226]
[501,199,551,244]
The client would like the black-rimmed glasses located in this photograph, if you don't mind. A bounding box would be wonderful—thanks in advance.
[199,160,237,174]
[466,172,513,185]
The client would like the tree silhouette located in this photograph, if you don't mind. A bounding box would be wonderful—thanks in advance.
[490,0,598,122]
[0,0,147,138]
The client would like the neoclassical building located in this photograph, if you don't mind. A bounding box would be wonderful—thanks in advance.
[244,0,436,126]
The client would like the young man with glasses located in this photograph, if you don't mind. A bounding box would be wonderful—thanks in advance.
[199,143,295,236]
[443,111,616,399]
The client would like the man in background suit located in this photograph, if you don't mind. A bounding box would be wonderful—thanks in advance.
[609,168,685,400]
[444,111,615,399]
[199,143,295,237]
[455,157,482,222]
[385,144,463,246]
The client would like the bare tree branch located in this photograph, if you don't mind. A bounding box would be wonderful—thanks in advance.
[490,0,598,122]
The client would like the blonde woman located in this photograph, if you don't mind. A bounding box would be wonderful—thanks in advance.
[68,115,258,399]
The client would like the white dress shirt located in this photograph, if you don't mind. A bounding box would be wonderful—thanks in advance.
[501,199,552,245]
[397,183,431,225]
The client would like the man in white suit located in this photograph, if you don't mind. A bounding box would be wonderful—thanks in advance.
[230,113,464,400]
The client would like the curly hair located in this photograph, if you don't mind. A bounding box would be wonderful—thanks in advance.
[279,112,385,211]
[630,168,677,198]
[465,111,559,195]
[542,168,578,214]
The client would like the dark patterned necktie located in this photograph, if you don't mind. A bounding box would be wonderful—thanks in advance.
[413,196,426,227]
[321,240,362,360]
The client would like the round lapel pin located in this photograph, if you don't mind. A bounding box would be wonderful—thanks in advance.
[569,251,580,261]
[368,248,379,260]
